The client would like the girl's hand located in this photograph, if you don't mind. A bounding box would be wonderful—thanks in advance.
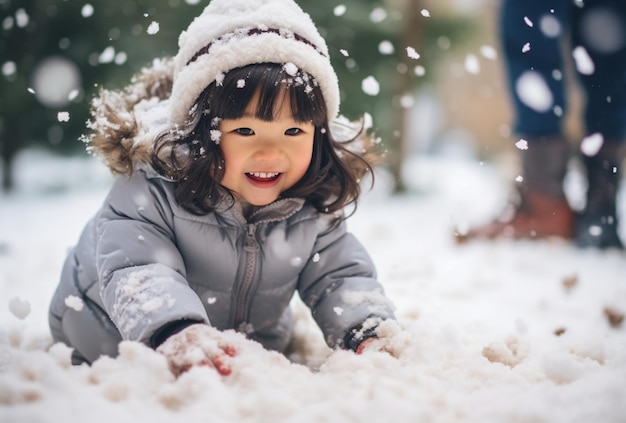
[355,337,397,356]
[355,337,379,354]
[156,324,237,377]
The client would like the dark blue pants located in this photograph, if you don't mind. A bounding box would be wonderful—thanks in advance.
[500,0,626,140]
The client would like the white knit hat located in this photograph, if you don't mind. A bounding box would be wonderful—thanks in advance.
[169,0,340,126]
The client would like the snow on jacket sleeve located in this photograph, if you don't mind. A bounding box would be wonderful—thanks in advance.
[96,170,209,345]
[297,215,396,348]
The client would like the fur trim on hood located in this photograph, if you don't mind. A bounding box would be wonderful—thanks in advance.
[83,58,174,176]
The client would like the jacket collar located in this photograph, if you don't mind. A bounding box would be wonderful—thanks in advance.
[142,165,306,226]
[226,197,306,226]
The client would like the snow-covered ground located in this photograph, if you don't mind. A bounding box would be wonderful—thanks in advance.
[1,150,625,422]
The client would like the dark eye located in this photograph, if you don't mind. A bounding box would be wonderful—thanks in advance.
[285,128,302,136]
[235,128,254,136]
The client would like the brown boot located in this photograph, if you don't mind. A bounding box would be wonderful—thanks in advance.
[456,136,575,243]
[458,189,574,240]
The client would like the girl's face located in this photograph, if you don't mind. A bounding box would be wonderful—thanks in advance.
[218,91,315,206]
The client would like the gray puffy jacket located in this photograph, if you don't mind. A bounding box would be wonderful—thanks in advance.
[48,60,395,363]
[49,167,395,363]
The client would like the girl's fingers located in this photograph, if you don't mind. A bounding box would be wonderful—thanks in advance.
[355,337,378,355]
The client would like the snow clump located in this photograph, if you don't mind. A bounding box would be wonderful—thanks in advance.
[283,62,298,77]
[8,297,31,320]
[210,130,221,144]
[64,295,84,312]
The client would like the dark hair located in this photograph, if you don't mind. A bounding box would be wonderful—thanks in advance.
[152,63,380,216]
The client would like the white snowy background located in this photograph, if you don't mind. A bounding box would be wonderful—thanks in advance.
[2,0,626,420]
[1,149,625,423]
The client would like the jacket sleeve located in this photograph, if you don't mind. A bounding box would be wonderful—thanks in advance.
[96,170,209,345]
[297,215,396,349]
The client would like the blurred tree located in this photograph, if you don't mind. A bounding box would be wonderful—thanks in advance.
[301,0,475,192]
[0,0,202,191]
[0,0,474,192]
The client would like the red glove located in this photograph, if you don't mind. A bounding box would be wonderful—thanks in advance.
[355,337,398,356]
[156,324,237,377]
[355,337,379,355]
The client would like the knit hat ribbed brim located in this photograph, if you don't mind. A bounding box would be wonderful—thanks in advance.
[168,0,340,125]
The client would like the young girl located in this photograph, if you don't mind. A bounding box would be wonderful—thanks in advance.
[49,0,396,375]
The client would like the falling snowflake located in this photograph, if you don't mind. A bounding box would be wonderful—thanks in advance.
[406,46,420,60]
[334,4,347,16]
[515,71,553,112]
[465,54,480,74]
[81,4,94,18]
[540,15,561,37]
[515,139,529,150]
[379,40,394,55]
[370,7,387,23]
[15,8,29,27]
[522,43,531,53]
[99,46,116,64]
[580,133,604,157]
[524,16,533,27]
[57,111,70,122]
[480,45,498,60]
[554,105,563,116]
[400,94,415,108]
[2,61,16,77]
[414,66,426,76]
[588,225,603,237]
[147,21,160,35]
[572,46,595,75]
[421,9,431,17]
[361,76,380,96]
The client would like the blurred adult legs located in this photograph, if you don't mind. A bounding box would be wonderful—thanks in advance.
[463,0,626,249]
[463,0,574,241]
[572,0,626,248]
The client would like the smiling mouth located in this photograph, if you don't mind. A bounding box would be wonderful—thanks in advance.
[246,172,281,182]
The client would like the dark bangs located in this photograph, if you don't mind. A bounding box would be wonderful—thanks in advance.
[208,63,327,126]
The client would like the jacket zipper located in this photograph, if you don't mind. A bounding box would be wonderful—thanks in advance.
[233,224,259,331]
[229,198,304,333]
